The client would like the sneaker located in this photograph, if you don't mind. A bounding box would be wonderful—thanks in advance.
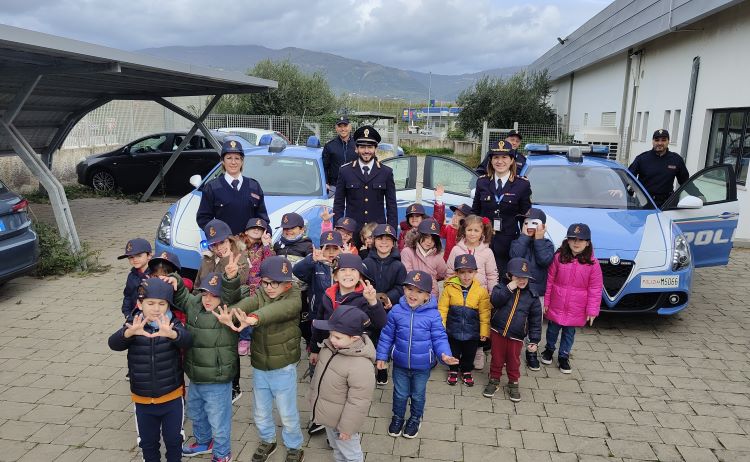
[446,371,458,386]
[559,356,572,374]
[540,349,554,365]
[482,378,501,398]
[231,388,243,404]
[526,351,540,371]
[473,349,486,370]
[285,448,304,462]
[508,382,521,402]
[307,421,325,435]
[402,417,421,438]
[238,340,250,356]
[251,441,277,462]
[211,455,232,462]
[182,439,213,457]
[462,372,474,387]
[388,416,405,437]
[376,368,389,386]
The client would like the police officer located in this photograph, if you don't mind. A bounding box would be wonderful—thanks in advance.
[322,116,357,193]
[628,129,690,207]
[475,129,527,175]
[196,139,269,235]
[333,125,398,244]
[472,140,532,273]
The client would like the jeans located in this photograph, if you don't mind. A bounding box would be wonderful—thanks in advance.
[545,320,576,358]
[135,397,184,462]
[392,366,430,420]
[252,364,304,450]
[186,382,232,458]
[325,427,364,462]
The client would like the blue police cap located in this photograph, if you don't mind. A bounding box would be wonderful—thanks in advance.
[406,203,427,217]
[506,257,535,280]
[278,212,305,230]
[118,238,152,259]
[335,217,357,233]
[652,129,670,139]
[198,271,222,296]
[204,219,233,246]
[313,304,371,336]
[353,125,381,146]
[519,208,547,224]
[333,254,372,282]
[372,224,397,240]
[221,139,244,157]
[454,254,478,271]
[566,223,591,241]
[335,116,350,126]
[138,278,175,305]
[245,217,269,232]
[320,230,344,248]
[148,250,182,272]
[488,140,514,158]
[403,270,432,294]
[417,218,440,236]
[449,203,473,217]
[260,256,294,282]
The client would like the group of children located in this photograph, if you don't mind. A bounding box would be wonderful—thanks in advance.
[110,198,603,462]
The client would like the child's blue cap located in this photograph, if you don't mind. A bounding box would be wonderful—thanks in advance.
[278,212,305,229]
[506,257,535,280]
[403,270,432,293]
[566,223,591,240]
[118,238,152,259]
[198,272,222,296]
[138,278,175,306]
[454,254,478,271]
[203,219,233,246]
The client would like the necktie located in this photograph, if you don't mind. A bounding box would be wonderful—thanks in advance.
[363,166,370,177]
[231,179,239,191]
[496,179,501,191]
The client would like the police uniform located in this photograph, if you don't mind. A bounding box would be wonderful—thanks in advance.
[322,116,357,187]
[475,130,527,175]
[196,139,269,235]
[333,125,398,237]
[472,141,532,273]
[628,129,690,207]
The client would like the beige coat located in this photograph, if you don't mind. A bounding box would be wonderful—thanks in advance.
[194,237,249,290]
[308,335,376,435]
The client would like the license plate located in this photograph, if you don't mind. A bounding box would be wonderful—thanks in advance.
[641,275,679,288]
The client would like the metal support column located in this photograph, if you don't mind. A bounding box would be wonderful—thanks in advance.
[140,95,222,202]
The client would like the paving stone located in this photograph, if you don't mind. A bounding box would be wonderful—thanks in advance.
[52,446,95,462]
[462,443,515,462]
[0,438,36,462]
[687,415,745,434]
[52,426,100,446]
[416,421,454,441]
[27,423,71,444]
[606,439,657,460]
[496,429,523,448]
[455,425,496,445]
[360,434,394,455]
[418,439,463,461]
[677,446,719,462]
[650,443,686,462]
[553,434,609,457]
[521,430,557,451]
[20,404,81,424]
[565,419,609,438]
[0,420,44,441]
[18,443,69,461]
[605,423,662,443]
[655,426,697,446]
[516,448,552,462]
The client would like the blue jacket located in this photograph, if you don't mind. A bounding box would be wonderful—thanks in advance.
[121,268,148,318]
[196,175,269,235]
[509,234,555,294]
[490,280,542,344]
[363,249,406,306]
[375,296,452,370]
[322,136,356,186]
[293,254,333,316]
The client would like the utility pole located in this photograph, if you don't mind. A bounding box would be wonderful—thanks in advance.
[426,71,432,132]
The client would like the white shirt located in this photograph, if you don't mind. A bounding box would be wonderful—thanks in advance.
[359,159,375,177]
[494,172,510,190]
[224,173,243,190]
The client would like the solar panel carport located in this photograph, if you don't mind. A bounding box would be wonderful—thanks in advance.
[0,24,277,253]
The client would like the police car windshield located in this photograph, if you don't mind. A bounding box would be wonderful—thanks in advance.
[240,156,322,196]
[525,165,654,209]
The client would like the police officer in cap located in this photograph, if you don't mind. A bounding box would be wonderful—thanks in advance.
[322,116,357,193]
[333,125,398,243]
[628,129,690,207]
[197,138,269,235]
[475,129,527,175]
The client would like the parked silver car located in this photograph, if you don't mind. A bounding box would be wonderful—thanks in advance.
[0,180,38,284]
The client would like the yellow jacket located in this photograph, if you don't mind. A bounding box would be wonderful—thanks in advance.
[438,277,491,339]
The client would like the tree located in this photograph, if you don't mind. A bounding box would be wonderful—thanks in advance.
[214,59,336,116]
[456,70,556,136]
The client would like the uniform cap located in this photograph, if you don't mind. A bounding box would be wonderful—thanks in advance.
[203,219,233,246]
[506,257,535,280]
[138,278,175,305]
[566,223,591,240]
[312,305,371,336]
[454,254,478,271]
[198,271,223,296]
[488,140,514,158]
[320,230,344,248]
[335,116,350,126]
[221,139,244,157]
[372,223,397,240]
[118,238,152,259]
[335,217,357,233]
[417,218,441,236]
[406,203,427,217]
[333,254,372,282]
[507,130,523,140]
[259,256,294,282]
[353,125,381,146]
[278,212,305,229]
[148,250,182,272]
[403,270,432,293]
[245,217,269,232]
[518,208,547,224]
[449,203,473,217]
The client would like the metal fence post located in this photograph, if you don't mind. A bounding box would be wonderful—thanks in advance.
[481,120,489,154]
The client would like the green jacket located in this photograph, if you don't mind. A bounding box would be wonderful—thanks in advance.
[173,276,237,384]
[223,275,302,371]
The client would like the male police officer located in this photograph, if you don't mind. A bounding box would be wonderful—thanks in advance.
[628,129,690,207]
[322,116,356,193]
[475,129,527,175]
[333,125,398,243]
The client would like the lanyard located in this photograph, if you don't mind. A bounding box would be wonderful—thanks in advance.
[495,193,505,204]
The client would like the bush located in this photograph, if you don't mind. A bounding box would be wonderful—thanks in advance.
[25,185,141,204]
[446,128,466,140]
[402,146,454,156]
[33,222,109,277]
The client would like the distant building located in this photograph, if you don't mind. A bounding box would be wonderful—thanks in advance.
[402,107,462,135]
[529,0,750,242]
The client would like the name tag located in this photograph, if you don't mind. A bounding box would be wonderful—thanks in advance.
[667,165,677,170]
[250,193,260,199]
[494,219,502,231]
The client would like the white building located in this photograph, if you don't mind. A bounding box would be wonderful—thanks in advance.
[529,0,750,243]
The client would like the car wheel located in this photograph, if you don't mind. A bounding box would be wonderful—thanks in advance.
[91,170,116,192]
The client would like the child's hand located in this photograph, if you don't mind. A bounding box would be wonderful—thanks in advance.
[341,244,352,254]
[480,336,488,342]
[309,353,319,366]
[320,206,334,223]
[232,308,258,330]
[362,280,377,305]
[210,305,236,330]
[261,232,272,247]
[586,315,596,326]
[124,314,149,338]
[435,184,444,199]
[312,246,327,262]
[376,360,387,370]
[527,343,538,353]
[543,305,549,314]
[507,279,518,291]
[534,223,546,240]
[149,314,177,339]
[338,431,351,441]
[157,275,178,291]
[224,253,243,280]
[441,353,459,366]
[377,293,392,309]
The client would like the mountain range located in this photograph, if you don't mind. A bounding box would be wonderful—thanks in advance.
[138,44,524,100]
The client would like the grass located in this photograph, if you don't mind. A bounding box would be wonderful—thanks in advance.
[402,146,454,156]
[24,184,142,204]
[33,222,110,278]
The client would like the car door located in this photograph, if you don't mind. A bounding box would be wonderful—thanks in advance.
[116,134,170,192]
[381,155,417,223]
[165,135,220,193]
[661,164,739,267]
[422,155,479,213]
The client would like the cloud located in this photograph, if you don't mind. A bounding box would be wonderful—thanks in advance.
[0,0,608,74]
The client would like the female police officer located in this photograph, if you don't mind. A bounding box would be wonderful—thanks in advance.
[196,139,269,235]
[472,140,531,274]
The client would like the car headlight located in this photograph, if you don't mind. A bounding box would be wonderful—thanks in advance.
[672,233,691,271]
[157,211,172,245]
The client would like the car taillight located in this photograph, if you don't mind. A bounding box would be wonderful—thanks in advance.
[11,199,28,213]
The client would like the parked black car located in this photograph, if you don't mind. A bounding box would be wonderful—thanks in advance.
[76,131,223,194]
[0,180,38,285]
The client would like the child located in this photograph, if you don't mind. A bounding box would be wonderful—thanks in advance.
[108,278,192,462]
[376,270,458,439]
[363,223,406,386]
[309,306,376,462]
[218,256,306,462]
[438,254,491,387]
[147,251,188,324]
[118,238,152,318]
[542,223,603,374]
[442,204,471,262]
[446,214,499,290]
[483,258,542,402]
[509,208,555,371]
[400,218,447,298]
[238,217,275,355]
[397,185,445,251]
[195,219,249,292]
[334,217,359,254]
[358,221,378,260]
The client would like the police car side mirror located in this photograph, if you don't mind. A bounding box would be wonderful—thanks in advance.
[189,174,202,189]
[676,195,703,209]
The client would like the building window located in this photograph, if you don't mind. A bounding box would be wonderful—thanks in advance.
[672,109,681,145]
[633,112,642,140]
[641,111,650,141]
[583,113,589,127]
[601,112,616,127]
[662,110,671,131]
[706,109,750,185]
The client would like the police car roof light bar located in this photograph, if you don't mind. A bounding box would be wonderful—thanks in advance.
[525,143,609,157]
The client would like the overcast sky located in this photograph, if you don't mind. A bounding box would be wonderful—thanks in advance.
[0,0,609,74]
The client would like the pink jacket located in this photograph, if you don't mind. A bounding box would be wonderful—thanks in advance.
[445,240,498,290]
[544,252,603,327]
[400,246,447,297]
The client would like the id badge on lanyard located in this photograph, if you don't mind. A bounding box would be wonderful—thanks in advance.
[494,193,504,231]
